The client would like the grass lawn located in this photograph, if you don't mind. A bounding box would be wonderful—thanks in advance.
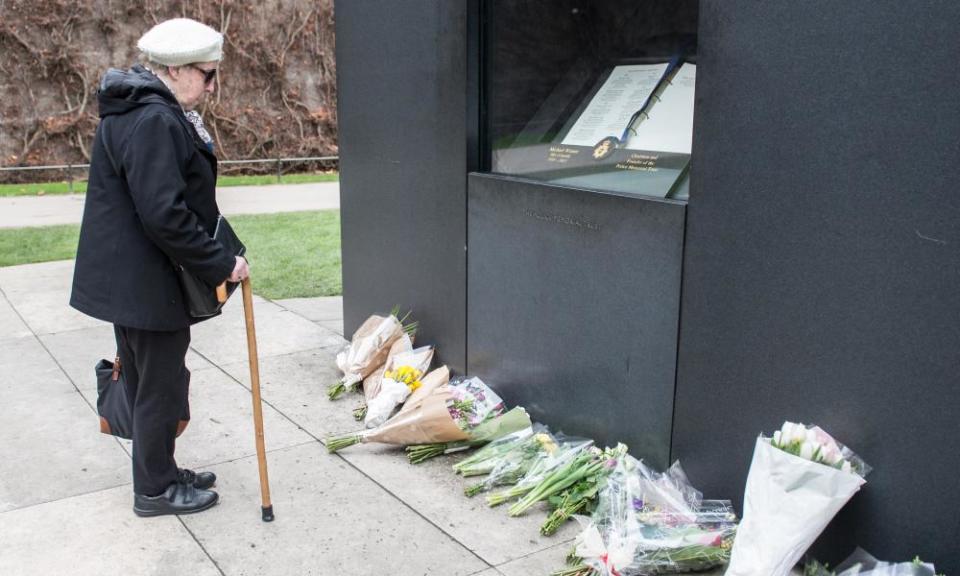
[0,172,338,197]
[0,224,81,267]
[217,172,338,187]
[0,210,341,299]
[231,210,341,299]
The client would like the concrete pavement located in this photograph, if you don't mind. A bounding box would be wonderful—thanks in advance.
[0,259,589,576]
[0,182,340,229]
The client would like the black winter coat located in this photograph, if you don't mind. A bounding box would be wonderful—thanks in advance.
[71,65,236,331]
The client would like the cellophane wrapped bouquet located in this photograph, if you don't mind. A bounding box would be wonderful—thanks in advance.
[508,443,628,519]
[485,434,594,507]
[457,425,559,497]
[725,421,871,576]
[805,548,939,576]
[556,455,738,576]
[452,425,539,478]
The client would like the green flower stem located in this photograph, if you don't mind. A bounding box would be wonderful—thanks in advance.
[549,565,595,576]
[326,434,363,453]
[454,447,508,474]
[541,495,589,536]
[352,404,367,421]
[327,380,347,400]
[486,483,535,507]
[459,464,496,477]
[406,443,446,464]
[637,541,731,570]
[509,455,602,517]
[464,482,486,497]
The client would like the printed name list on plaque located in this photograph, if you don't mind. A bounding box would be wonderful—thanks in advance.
[561,63,669,148]
[625,64,696,154]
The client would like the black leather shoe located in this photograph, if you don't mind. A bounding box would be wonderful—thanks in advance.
[178,468,216,490]
[133,482,219,517]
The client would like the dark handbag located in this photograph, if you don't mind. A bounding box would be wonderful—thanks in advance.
[174,214,246,318]
[96,357,133,438]
[96,356,189,439]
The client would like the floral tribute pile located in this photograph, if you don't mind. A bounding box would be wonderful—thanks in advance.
[320,311,939,574]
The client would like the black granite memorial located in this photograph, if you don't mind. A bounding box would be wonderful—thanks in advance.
[469,0,697,469]
[337,0,960,569]
[673,2,960,569]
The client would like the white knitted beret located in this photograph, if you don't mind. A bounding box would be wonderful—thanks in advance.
[137,18,223,66]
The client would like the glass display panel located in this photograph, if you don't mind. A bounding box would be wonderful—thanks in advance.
[485,0,698,199]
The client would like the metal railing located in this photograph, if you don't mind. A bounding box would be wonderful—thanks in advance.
[0,155,339,193]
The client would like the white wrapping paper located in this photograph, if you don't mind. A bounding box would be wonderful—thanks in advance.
[725,437,866,576]
[575,524,635,576]
[335,315,403,385]
[363,345,434,428]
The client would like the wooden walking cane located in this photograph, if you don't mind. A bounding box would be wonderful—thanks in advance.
[217,278,275,521]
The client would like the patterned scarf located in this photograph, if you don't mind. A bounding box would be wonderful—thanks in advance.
[184,110,215,152]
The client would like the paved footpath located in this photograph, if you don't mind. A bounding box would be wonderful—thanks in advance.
[0,182,340,229]
[0,260,591,576]
[0,196,776,575]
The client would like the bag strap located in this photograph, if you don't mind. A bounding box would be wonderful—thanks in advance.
[98,124,123,178]
[98,130,125,382]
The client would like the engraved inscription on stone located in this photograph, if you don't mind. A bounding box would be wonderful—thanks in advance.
[523,208,600,231]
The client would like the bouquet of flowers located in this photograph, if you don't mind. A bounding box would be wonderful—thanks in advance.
[725,421,871,576]
[405,406,531,464]
[461,426,559,496]
[510,444,628,518]
[805,548,940,576]
[394,365,450,418]
[363,345,434,428]
[353,333,414,420]
[485,435,594,507]
[451,425,537,477]
[327,309,416,400]
[540,444,628,536]
[326,375,508,453]
[558,453,643,576]
[557,455,737,576]
[627,498,737,574]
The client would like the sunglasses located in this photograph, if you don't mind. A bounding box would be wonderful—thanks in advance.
[186,64,217,85]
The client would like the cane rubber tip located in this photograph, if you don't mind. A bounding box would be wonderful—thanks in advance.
[261,505,274,522]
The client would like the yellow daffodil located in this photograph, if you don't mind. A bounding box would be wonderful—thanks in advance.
[385,365,423,392]
[535,433,558,455]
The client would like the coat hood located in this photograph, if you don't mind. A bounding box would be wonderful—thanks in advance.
[98,65,179,118]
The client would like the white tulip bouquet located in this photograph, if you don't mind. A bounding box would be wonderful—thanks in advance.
[725,421,871,576]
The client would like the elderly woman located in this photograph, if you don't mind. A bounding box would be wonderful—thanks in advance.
[71,18,248,517]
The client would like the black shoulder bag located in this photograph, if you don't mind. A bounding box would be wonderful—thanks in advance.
[177,214,245,318]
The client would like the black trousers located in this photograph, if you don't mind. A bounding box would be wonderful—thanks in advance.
[114,325,191,496]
